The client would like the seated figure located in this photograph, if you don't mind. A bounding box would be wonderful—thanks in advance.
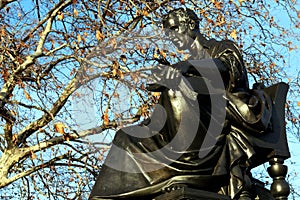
[89,8,290,200]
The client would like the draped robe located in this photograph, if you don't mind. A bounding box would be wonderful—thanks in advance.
[89,38,272,199]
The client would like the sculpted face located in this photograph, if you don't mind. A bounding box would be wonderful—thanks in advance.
[163,10,197,50]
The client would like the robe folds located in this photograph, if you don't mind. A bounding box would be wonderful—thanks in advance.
[89,39,273,199]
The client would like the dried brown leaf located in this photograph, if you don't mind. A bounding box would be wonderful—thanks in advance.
[54,123,65,134]
[24,90,32,100]
[57,12,64,20]
[74,8,78,16]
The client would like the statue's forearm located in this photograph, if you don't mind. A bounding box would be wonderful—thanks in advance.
[172,58,227,74]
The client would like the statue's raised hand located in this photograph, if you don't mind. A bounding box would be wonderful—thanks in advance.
[147,65,182,91]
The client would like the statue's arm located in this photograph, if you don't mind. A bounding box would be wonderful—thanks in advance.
[225,89,273,134]
[171,58,228,77]
[215,40,249,90]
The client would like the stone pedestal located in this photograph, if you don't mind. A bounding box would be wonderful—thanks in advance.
[152,183,275,200]
[153,186,230,200]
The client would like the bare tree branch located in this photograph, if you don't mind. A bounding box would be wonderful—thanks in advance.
[16,74,78,144]
[0,0,16,10]
[0,0,72,110]
[0,153,69,188]
[0,1,299,199]
[29,126,107,153]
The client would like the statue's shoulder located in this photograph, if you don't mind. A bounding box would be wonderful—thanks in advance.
[216,39,240,52]
[206,38,235,47]
[221,39,241,52]
[206,38,242,58]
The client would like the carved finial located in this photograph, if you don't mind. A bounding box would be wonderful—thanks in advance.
[267,158,290,199]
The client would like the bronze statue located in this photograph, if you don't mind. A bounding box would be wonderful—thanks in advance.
[89,8,290,200]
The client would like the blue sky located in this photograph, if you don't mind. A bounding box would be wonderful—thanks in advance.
[1,1,300,199]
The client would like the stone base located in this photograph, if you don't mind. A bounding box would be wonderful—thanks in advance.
[152,184,275,200]
[153,186,230,200]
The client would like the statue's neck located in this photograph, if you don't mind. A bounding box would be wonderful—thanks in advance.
[190,34,210,60]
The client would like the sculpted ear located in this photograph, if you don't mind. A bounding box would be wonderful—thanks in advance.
[189,20,196,30]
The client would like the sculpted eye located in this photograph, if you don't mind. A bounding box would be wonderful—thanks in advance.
[170,26,179,31]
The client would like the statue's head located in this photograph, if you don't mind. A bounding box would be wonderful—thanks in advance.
[162,8,200,50]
